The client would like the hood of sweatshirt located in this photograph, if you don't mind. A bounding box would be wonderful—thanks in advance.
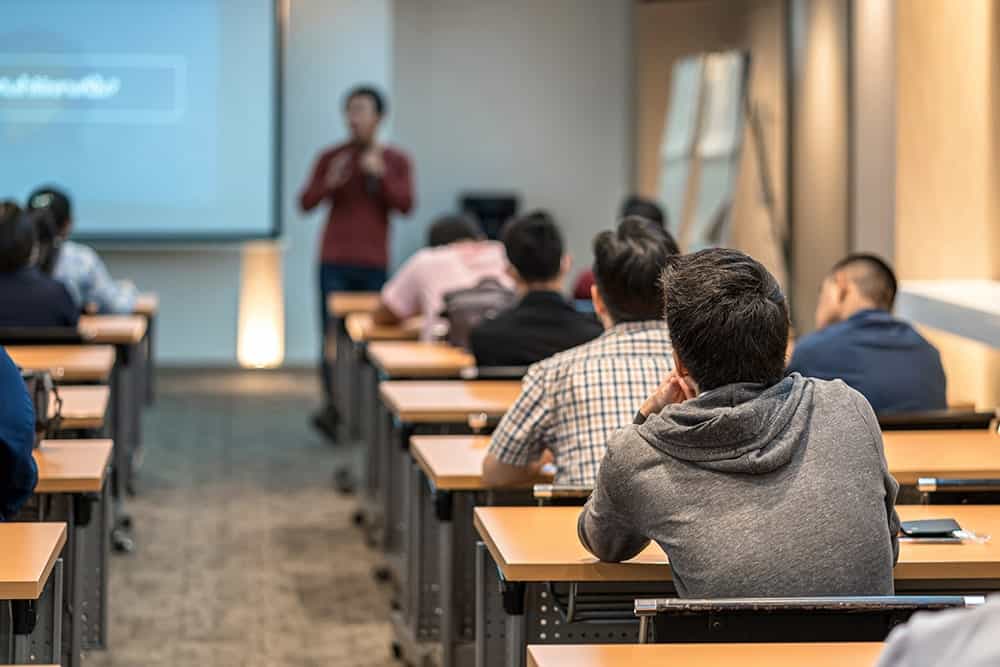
[635,373,814,475]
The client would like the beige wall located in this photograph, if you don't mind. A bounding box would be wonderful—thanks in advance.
[635,0,789,288]
[896,0,1000,408]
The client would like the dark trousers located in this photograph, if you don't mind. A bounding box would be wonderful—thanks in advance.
[319,262,387,403]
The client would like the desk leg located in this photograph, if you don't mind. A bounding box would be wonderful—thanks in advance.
[81,478,111,651]
[144,313,157,405]
[13,558,63,664]
[476,542,523,667]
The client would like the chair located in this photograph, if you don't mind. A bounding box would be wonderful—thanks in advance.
[0,326,89,345]
[460,366,529,381]
[918,476,1000,504]
[878,409,997,431]
[634,595,983,643]
[533,484,592,506]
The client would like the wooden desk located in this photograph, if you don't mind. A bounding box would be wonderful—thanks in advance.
[367,341,475,378]
[7,345,115,383]
[328,291,380,318]
[56,385,110,431]
[527,643,884,667]
[133,293,159,316]
[884,430,1000,484]
[474,505,1000,583]
[33,439,113,494]
[345,312,421,342]
[380,380,521,423]
[0,523,66,599]
[78,314,148,345]
[411,435,548,490]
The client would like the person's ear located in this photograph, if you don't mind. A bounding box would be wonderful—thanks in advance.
[506,264,521,283]
[591,285,607,317]
[671,349,699,394]
[559,254,572,278]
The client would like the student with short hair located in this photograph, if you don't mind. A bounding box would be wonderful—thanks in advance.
[482,217,678,486]
[579,248,899,598]
[787,253,946,414]
[374,214,512,340]
[27,186,138,314]
[469,211,602,367]
[0,201,79,327]
[0,345,37,520]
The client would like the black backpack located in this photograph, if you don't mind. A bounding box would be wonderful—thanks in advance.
[441,278,515,350]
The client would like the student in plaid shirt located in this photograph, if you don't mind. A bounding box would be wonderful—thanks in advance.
[482,216,679,486]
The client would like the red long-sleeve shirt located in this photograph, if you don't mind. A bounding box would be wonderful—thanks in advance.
[299,143,414,268]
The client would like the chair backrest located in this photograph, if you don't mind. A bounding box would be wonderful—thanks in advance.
[635,595,983,643]
[533,484,592,506]
[0,326,88,345]
[460,366,529,381]
[918,477,1000,493]
[878,409,997,431]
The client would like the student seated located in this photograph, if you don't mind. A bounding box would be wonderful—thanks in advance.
[482,217,679,486]
[0,345,38,520]
[578,248,899,598]
[0,201,79,327]
[374,214,512,340]
[787,253,946,414]
[469,211,602,367]
[876,595,1000,667]
[572,195,667,300]
[27,186,138,314]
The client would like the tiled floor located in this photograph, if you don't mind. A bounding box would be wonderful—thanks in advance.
[82,370,395,666]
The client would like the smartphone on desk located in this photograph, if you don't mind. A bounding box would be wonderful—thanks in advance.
[899,518,963,543]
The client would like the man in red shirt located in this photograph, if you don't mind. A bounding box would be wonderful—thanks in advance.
[299,86,414,439]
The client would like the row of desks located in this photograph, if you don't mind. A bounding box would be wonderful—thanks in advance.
[1,295,158,665]
[328,291,1000,667]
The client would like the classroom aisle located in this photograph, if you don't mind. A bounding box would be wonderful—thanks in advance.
[83,370,395,667]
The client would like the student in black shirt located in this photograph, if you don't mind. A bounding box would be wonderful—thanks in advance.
[0,201,78,328]
[470,210,602,367]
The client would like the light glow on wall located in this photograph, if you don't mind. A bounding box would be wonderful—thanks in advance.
[237,242,285,369]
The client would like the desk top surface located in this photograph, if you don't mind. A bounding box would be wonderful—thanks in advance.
[474,505,1000,583]
[527,643,884,667]
[883,429,1000,483]
[33,439,113,494]
[345,312,421,343]
[328,292,380,317]
[133,293,159,316]
[411,435,550,490]
[379,380,521,423]
[7,345,116,382]
[367,341,475,378]
[55,385,110,429]
[79,314,148,344]
[0,522,67,599]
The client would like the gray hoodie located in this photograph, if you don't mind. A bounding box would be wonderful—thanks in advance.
[578,373,900,598]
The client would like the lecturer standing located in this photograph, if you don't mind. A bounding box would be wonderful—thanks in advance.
[299,85,414,438]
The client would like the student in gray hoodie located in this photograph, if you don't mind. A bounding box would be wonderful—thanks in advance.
[578,248,900,598]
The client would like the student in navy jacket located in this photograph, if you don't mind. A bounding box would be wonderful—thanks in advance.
[0,344,37,520]
[788,254,946,414]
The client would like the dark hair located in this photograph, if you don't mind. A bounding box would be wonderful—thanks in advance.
[27,186,72,234]
[345,85,386,116]
[427,214,482,247]
[26,208,60,275]
[620,195,666,229]
[662,248,789,391]
[0,201,37,273]
[501,210,563,283]
[592,216,680,322]
[831,253,898,311]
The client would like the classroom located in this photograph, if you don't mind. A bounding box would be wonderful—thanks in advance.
[1,1,999,666]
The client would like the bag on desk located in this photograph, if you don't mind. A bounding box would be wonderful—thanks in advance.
[441,278,515,350]
[21,369,61,447]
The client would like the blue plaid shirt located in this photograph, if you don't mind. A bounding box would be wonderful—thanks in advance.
[54,240,137,314]
[488,320,674,485]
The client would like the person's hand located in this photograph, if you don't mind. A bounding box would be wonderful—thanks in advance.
[324,152,352,189]
[360,146,385,177]
[639,371,698,417]
[529,449,555,476]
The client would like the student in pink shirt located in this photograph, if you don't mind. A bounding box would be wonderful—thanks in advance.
[374,215,512,340]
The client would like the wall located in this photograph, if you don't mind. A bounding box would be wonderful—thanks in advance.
[896,0,1000,409]
[391,0,632,278]
[634,0,790,298]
